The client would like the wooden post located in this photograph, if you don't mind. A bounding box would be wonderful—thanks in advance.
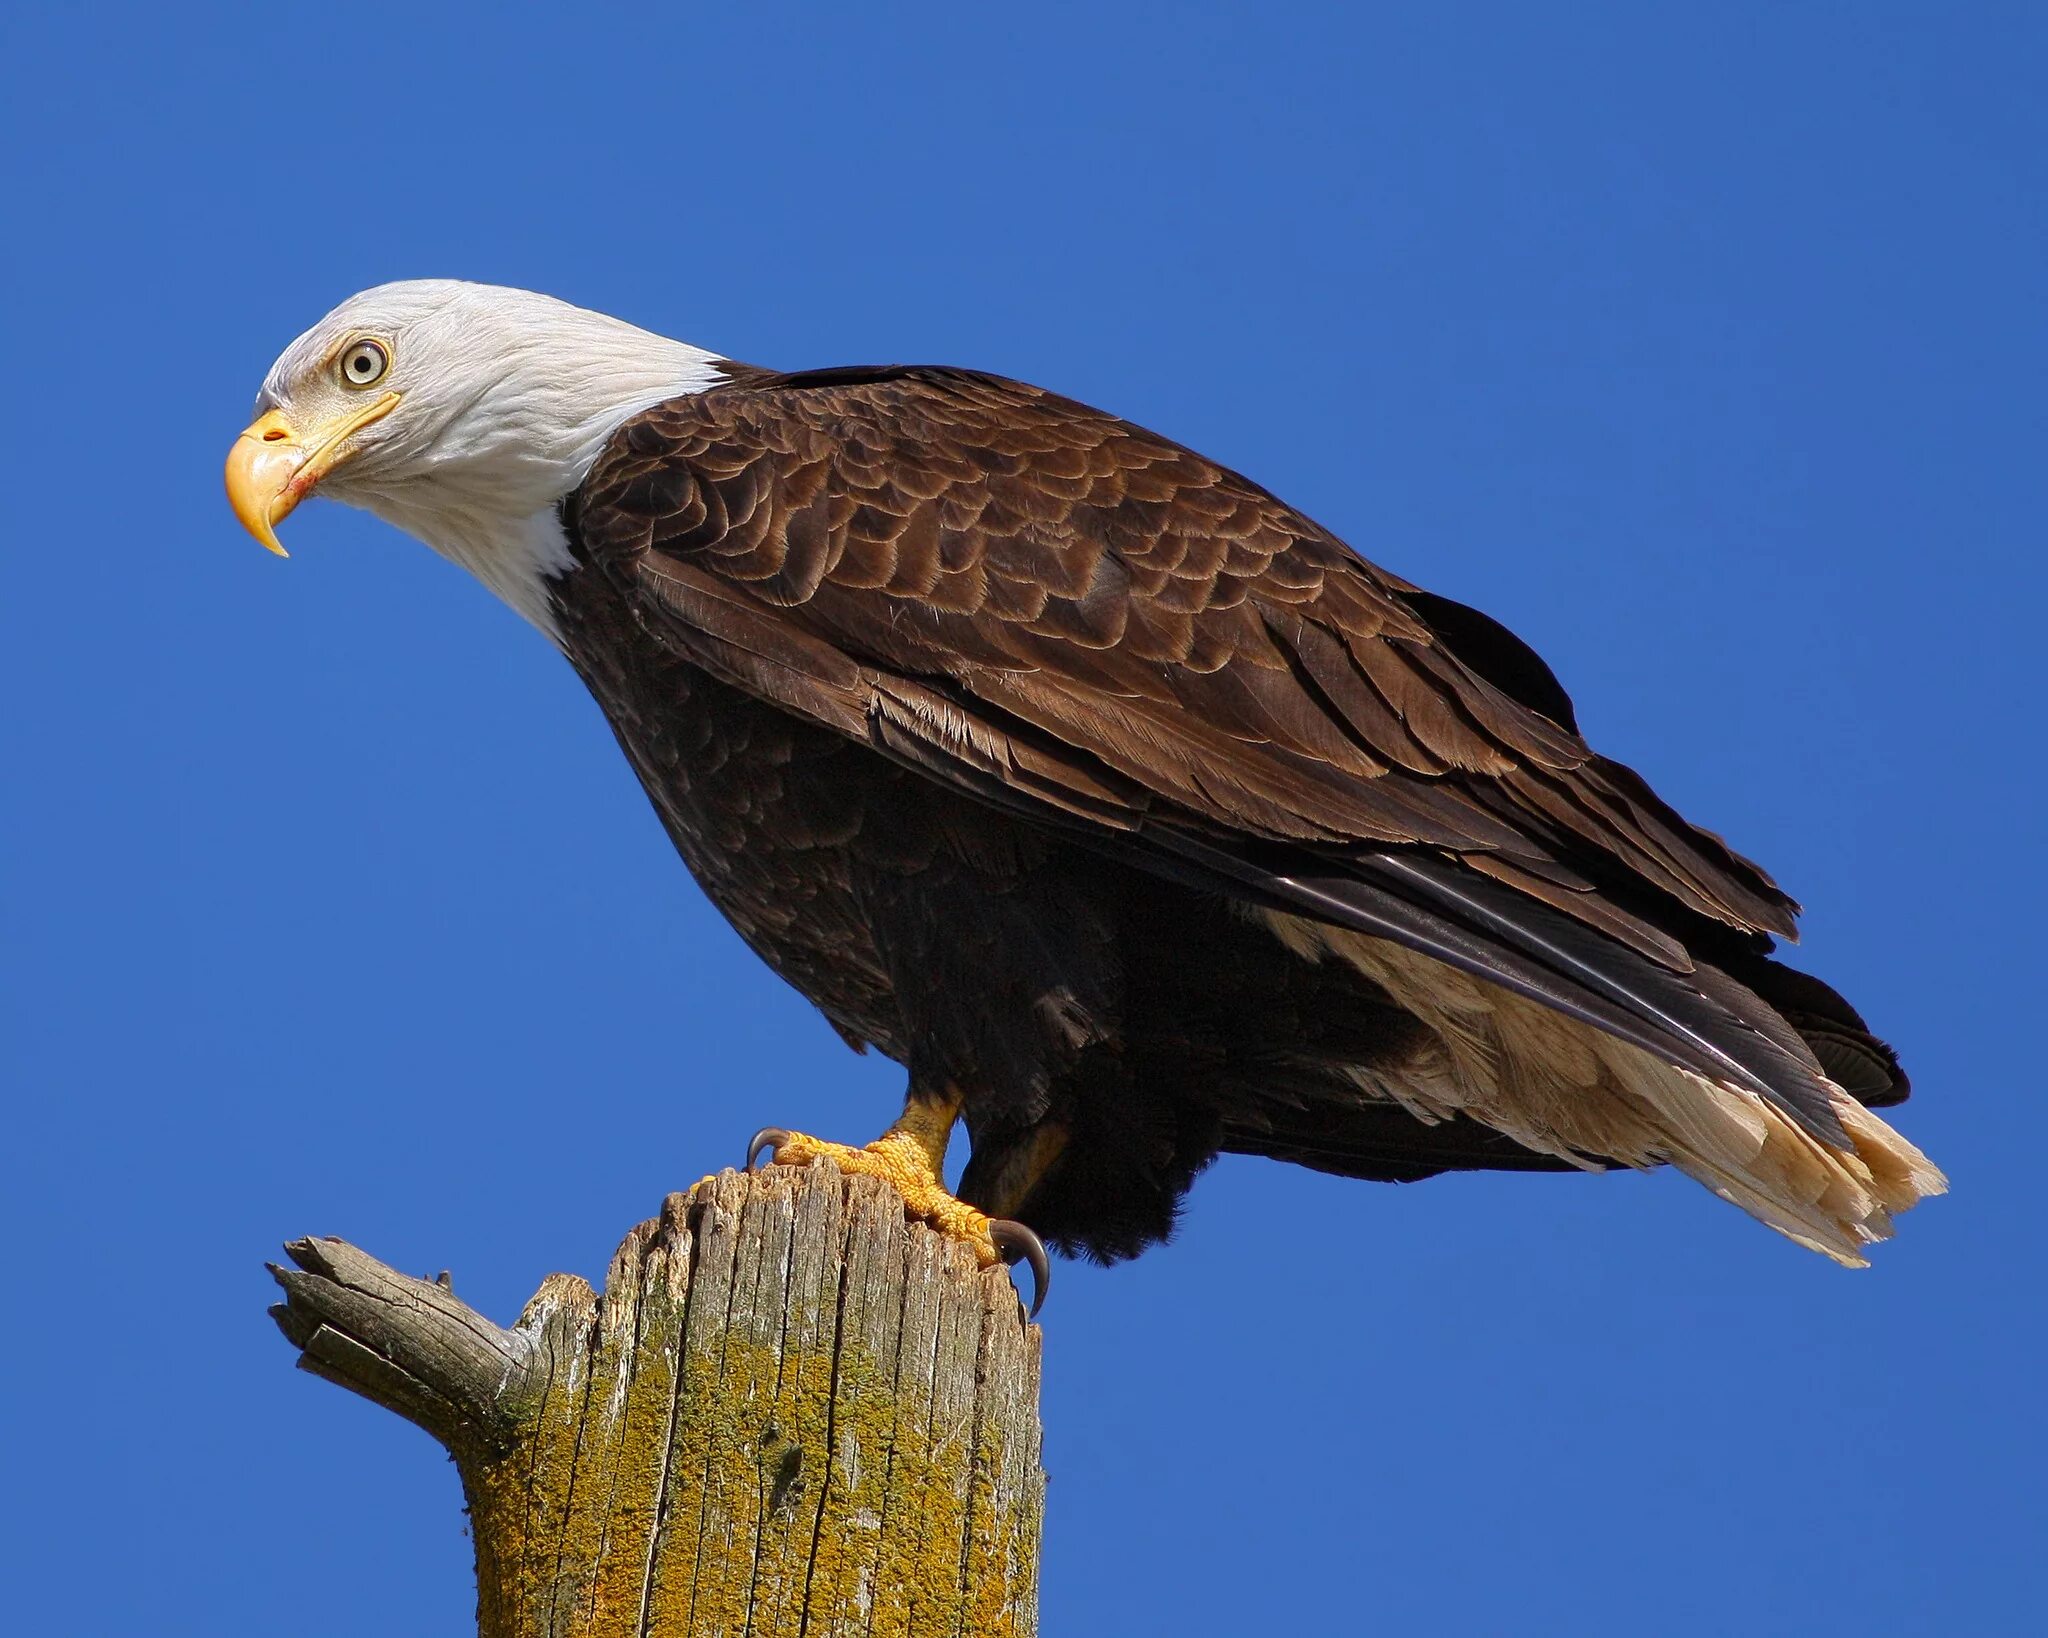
[268,1162,1045,1637]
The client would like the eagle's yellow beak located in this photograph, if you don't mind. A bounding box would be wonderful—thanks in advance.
[224,392,400,556]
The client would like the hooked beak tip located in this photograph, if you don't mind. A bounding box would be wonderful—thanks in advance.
[223,392,399,558]
[225,409,304,557]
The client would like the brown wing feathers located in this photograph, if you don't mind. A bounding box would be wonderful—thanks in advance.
[568,366,1893,1137]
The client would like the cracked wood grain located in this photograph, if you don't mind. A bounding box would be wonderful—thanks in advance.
[268,1162,1044,1637]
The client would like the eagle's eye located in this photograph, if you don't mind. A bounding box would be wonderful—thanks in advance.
[338,338,391,388]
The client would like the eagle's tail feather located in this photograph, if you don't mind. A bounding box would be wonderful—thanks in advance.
[1254,909,1947,1261]
[1599,1042,1945,1265]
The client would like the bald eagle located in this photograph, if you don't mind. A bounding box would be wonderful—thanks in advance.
[229,280,1942,1308]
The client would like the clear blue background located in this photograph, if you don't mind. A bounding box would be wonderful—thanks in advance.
[5,4,2041,1632]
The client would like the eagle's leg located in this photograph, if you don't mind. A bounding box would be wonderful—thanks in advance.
[747,1091,1049,1313]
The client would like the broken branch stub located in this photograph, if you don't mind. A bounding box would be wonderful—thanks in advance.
[267,1162,1045,1638]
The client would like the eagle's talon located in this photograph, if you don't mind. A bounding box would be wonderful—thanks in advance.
[735,1117,1050,1315]
[747,1126,792,1172]
[990,1219,1050,1317]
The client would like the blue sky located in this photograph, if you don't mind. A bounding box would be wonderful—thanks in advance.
[5,3,2043,1631]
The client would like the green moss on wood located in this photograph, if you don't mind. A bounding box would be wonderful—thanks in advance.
[438,1164,1041,1637]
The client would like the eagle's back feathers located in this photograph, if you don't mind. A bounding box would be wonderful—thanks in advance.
[552,364,1940,1261]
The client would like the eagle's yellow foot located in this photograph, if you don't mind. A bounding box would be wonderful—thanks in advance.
[747,1105,1048,1315]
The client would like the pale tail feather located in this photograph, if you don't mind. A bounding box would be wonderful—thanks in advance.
[1259,911,1946,1262]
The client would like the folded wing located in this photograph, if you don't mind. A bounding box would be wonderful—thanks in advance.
[568,366,1942,1259]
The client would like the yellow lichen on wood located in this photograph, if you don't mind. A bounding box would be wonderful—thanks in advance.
[274,1161,1044,1637]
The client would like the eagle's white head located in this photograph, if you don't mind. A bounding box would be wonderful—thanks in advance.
[227,280,725,634]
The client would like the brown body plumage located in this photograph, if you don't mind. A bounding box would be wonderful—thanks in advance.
[550,364,1940,1261]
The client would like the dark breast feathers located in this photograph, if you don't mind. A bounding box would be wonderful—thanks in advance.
[552,365,1941,1264]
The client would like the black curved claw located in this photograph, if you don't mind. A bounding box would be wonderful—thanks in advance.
[747,1127,791,1172]
[989,1219,1050,1319]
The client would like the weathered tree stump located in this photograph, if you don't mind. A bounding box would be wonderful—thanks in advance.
[268,1162,1045,1637]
